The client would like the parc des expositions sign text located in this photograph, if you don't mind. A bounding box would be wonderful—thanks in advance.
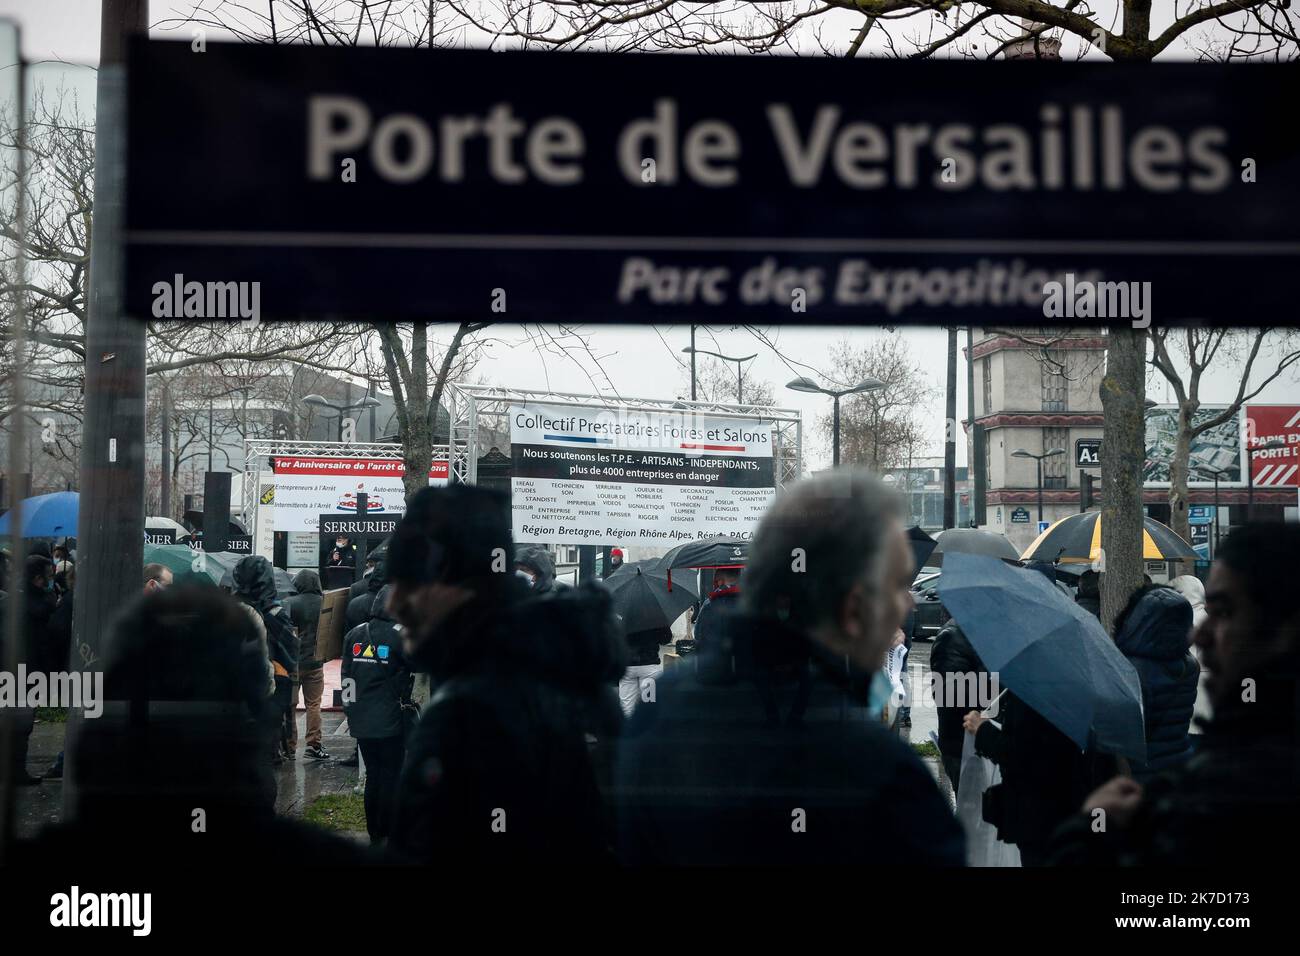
[124,41,1299,324]
[509,404,775,547]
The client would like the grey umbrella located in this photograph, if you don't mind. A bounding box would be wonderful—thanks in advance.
[939,552,1146,760]
[931,528,1020,565]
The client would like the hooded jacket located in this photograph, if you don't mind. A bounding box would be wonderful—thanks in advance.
[1074,571,1102,621]
[233,555,298,675]
[930,620,986,761]
[346,560,386,632]
[515,544,563,595]
[287,570,325,670]
[389,578,625,865]
[1115,586,1199,778]
[341,585,412,740]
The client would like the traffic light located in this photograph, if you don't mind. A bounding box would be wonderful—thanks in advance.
[1081,472,1100,512]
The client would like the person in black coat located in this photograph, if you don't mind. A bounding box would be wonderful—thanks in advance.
[1113,584,1199,782]
[15,586,371,867]
[0,555,59,784]
[1074,570,1102,621]
[287,569,329,759]
[346,558,386,632]
[385,486,626,865]
[232,555,299,764]
[616,470,965,865]
[341,584,412,844]
[929,619,985,793]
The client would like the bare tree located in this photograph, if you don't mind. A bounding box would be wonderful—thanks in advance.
[817,334,936,471]
[1148,328,1300,544]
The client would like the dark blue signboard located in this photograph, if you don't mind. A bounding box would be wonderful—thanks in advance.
[125,41,1300,324]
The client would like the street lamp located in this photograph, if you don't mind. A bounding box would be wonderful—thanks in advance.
[786,376,886,467]
[1189,463,1228,555]
[303,393,381,442]
[681,345,759,404]
[1247,437,1289,522]
[1012,447,1066,523]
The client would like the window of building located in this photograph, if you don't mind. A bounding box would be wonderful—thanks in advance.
[1043,427,1069,488]
[981,356,992,415]
[1041,350,1067,411]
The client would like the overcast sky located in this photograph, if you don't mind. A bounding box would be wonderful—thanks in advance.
[2,2,1295,471]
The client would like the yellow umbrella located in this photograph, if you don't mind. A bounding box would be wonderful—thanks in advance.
[1020,512,1198,564]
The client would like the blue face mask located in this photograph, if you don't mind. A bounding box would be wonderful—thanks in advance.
[866,668,895,721]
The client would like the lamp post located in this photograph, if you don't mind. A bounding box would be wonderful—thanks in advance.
[786,376,886,467]
[303,393,381,442]
[681,345,759,403]
[1247,437,1289,522]
[1190,463,1227,555]
[1012,447,1066,523]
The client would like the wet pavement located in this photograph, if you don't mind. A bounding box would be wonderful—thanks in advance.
[12,641,954,839]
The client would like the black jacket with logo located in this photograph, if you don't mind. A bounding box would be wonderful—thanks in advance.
[342,585,411,740]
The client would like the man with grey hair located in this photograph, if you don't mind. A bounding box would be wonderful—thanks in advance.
[614,469,964,865]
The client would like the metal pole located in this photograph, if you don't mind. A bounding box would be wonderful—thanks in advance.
[943,327,957,530]
[832,394,841,468]
[689,325,697,401]
[736,362,743,404]
[1213,475,1220,554]
[1247,450,1254,522]
[1037,457,1044,523]
[208,397,214,473]
[67,0,150,821]
[160,382,171,519]
[1,27,31,859]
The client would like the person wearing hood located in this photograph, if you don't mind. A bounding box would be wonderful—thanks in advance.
[515,544,565,595]
[346,558,386,632]
[615,470,964,865]
[1074,569,1102,620]
[385,485,625,865]
[1169,574,1212,735]
[287,569,330,759]
[1113,584,1199,780]
[233,555,299,764]
[341,584,413,844]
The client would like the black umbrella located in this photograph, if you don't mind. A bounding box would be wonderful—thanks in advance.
[602,559,700,634]
[907,525,938,571]
[655,536,749,571]
[930,528,1020,565]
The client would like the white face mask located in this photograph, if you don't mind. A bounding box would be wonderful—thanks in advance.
[516,569,536,587]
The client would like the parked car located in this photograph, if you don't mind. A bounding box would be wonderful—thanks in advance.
[910,570,949,641]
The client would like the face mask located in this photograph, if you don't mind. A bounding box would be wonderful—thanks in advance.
[866,668,895,721]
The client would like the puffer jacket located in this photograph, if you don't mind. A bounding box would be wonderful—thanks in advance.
[1115,586,1199,780]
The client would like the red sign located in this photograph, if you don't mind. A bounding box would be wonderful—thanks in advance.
[273,456,449,479]
[1244,406,1300,487]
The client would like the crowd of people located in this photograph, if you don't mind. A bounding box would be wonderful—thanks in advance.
[3,471,1298,867]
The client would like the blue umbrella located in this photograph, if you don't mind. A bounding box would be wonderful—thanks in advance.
[938,552,1146,761]
[0,491,79,537]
